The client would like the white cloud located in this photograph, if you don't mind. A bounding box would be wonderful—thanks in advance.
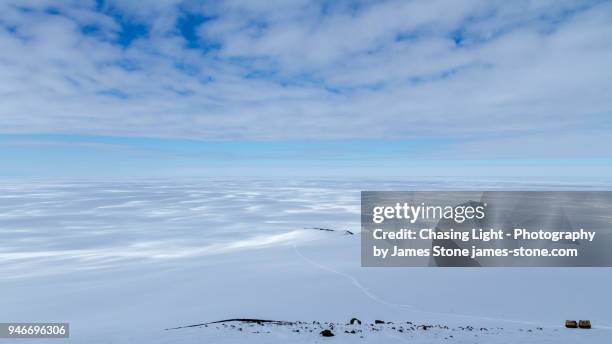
[0,0,610,156]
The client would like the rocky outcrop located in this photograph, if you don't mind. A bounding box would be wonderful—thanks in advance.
[320,329,334,337]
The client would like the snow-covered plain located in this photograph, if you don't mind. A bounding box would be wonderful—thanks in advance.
[0,178,611,343]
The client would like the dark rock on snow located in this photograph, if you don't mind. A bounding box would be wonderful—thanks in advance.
[320,329,335,337]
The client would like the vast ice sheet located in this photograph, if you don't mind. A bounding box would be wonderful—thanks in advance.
[0,178,611,343]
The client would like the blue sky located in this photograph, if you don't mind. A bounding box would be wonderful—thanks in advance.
[2,133,611,178]
[0,1,611,177]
